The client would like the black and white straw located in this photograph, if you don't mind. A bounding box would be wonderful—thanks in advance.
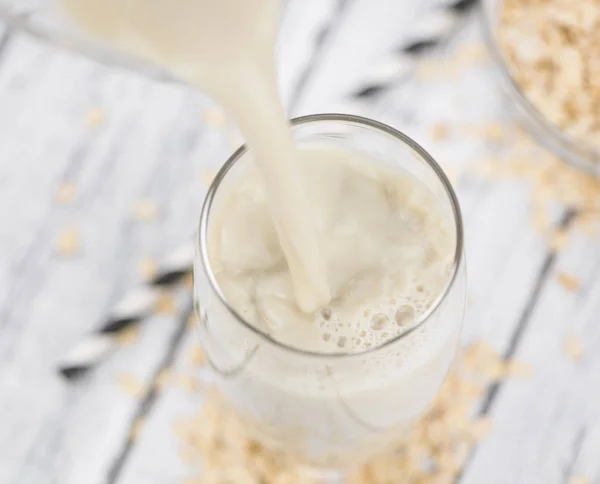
[350,0,479,99]
[58,242,195,380]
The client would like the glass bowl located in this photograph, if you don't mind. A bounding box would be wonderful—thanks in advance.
[480,0,600,175]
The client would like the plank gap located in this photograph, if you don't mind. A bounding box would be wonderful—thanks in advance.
[0,25,14,65]
[289,0,353,114]
[106,305,193,484]
[562,426,587,484]
[480,210,576,415]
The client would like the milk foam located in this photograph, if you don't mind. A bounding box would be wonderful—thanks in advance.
[209,145,454,353]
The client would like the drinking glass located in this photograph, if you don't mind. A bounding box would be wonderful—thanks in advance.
[193,113,466,473]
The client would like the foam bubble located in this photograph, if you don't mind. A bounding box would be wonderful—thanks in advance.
[370,314,389,331]
[395,305,415,327]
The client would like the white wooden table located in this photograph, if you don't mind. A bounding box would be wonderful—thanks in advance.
[1,2,599,483]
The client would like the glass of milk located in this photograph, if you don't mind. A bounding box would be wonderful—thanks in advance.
[193,113,466,472]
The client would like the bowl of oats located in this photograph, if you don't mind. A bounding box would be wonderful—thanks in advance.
[481,0,600,173]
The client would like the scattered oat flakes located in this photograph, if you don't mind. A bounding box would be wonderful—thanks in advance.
[564,333,584,362]
[469,417,494,441]
[460,123,485,138]
[416,59,460,80]
[178,448,193,466]
[202,106,227,126]
[200,168,217,188]
[471,131,600,243]
[183,272,194,289]
[549,229,569,251]
[57,227,80,255]
[431,122,450,142]
[129,417,145,442]
[172,343,509,484]
[115,326,140,347]
[55,182,77,204]
[533,209,551,233]
[484,123,506,142]
[557,272,581,292]
[139,256,157,281]
[503,359,534,378]
[188,344,206,367]
[187,313,198,329]
[463,341,500,370]
[84,106,106,127]
[117,374,146,398]
[155,368,174,390]
[574,211,600,237]
[480,359,505,382]
[569,476,591,484]
[155,290,177,314]
[416,60,440,79]
[455,42,488,65]
[177,374,201,394]
[133,199,159,221]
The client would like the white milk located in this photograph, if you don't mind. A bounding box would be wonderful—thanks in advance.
[61,0,464,467]
[61,0,330,312]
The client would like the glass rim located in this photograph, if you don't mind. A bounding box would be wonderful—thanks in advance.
[197,113,464,359]
[479,0,600,174]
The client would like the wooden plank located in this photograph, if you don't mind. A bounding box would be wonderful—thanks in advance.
[461,228,600,484]
[111,315,204,484]
[292,0,436,115]
[0,31,198,484]
[0,1,346,484]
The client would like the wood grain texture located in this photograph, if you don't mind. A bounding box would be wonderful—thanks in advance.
[292,0,437,115]
[462,228,600,484]
[0,31,197,484]
[0,2,345,484]
[113,317,206,484]
[0,2,599,484]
